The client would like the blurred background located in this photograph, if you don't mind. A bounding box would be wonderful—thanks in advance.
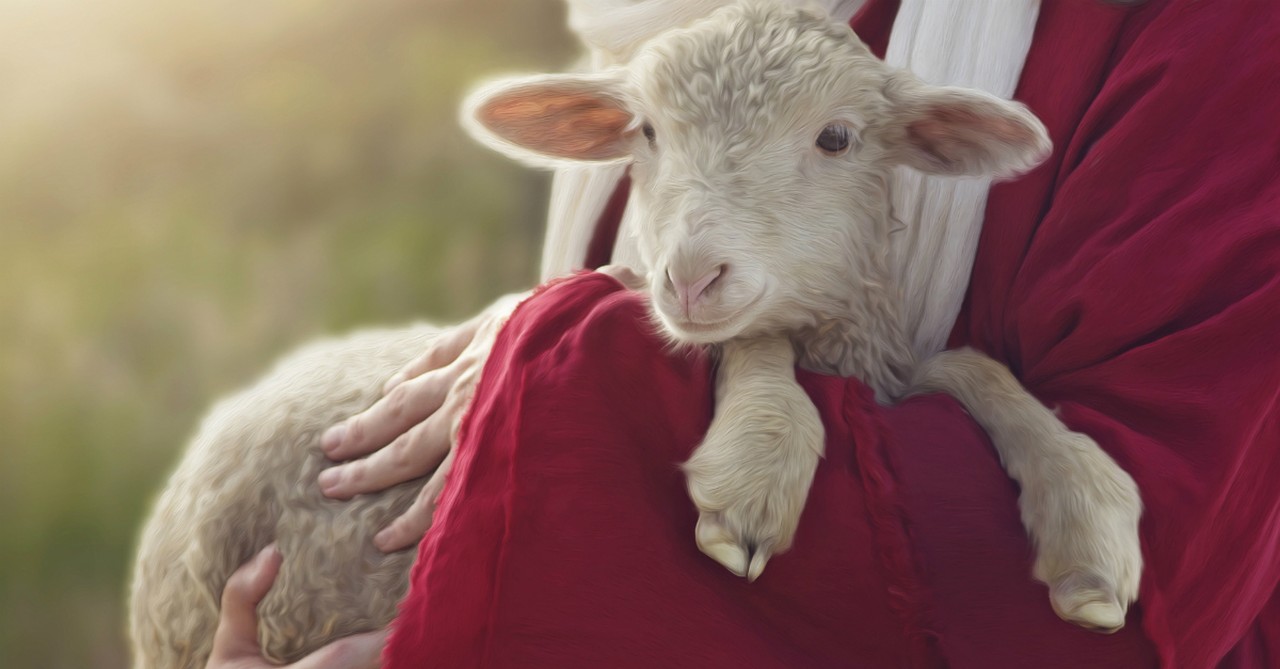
[0,0,574,665]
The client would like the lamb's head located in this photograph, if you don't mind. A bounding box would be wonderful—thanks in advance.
[464,0,1049,345]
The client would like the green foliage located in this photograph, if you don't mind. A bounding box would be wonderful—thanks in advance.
[0,1,573,666]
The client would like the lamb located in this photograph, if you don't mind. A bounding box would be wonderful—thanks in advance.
[464,0,1143,632]
[129,3,1143,667]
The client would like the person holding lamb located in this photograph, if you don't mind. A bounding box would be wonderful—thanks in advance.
[205,0,1280,667]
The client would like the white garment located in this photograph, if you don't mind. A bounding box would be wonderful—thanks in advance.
[544,0,1039,359]
[883,0,1039,357]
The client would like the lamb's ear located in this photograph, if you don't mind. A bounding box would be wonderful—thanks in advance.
[462,72,636,168]
[882,73,1051,178]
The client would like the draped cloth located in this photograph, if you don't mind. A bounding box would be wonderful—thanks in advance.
[385,1,1280,667]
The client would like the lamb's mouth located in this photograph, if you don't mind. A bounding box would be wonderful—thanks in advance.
[658,291,767,345]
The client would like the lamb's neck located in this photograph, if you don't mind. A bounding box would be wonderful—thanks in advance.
[795,267,915,403]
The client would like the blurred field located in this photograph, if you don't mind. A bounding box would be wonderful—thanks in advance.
[0,0,574,666]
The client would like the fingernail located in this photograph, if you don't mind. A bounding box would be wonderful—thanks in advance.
[318,468,340,492]
[251,544,279,578]
[321,424,346,454]
[373,530,393,553]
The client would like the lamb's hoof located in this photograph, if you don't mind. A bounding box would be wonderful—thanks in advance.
[1023,431,1143,633]
[696,515,748,576]
[682,379,823,584]
[746,551,771,582]
[695,514,773,581]
[1050,570,1127,633]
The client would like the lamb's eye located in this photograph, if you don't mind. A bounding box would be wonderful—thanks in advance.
[816,123,851,155]
[642,123,656,146]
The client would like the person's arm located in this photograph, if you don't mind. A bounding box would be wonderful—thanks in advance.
[206,546,386,669]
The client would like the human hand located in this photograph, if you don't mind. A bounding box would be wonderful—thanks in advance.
[318,292,527,552]
[207,545,387,669]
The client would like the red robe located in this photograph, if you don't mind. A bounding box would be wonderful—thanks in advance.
[385,1,1280,666]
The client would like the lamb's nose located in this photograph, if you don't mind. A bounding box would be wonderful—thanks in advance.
[668,265,725,316]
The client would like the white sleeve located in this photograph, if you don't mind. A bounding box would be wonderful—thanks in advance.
[882,0,1038,359]
[541,163,630,280]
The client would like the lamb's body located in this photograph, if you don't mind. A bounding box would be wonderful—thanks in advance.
[129,325,438,667]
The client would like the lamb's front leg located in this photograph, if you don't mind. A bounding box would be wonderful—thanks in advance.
[911,348,1143,632]
[685,335,824,581]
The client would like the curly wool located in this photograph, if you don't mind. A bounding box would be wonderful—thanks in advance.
[128,324,439,667]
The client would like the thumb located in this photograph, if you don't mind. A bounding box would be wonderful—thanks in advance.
[210,544,282,661]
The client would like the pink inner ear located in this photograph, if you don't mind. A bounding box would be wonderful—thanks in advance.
[906,104,1037,171]
[479,89,633,161]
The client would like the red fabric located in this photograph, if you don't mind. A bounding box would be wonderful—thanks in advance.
[951,0,1280,666]
[584,171,631,270]
[387,275,929,668]
[386,1,1280,667]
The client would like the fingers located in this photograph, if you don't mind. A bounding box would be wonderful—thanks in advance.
[361,351,475,550]
[210,545,281,662]
[382,319,482,395]
[319,407,452,500]
[320,348,483,500]
[323,367,455,462]
[294,629,389,669]
[208,547,387,669]
[373,448,457,552]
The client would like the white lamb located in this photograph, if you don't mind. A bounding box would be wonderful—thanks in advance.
[129,3,1143,667]
[464,0,1143,631]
